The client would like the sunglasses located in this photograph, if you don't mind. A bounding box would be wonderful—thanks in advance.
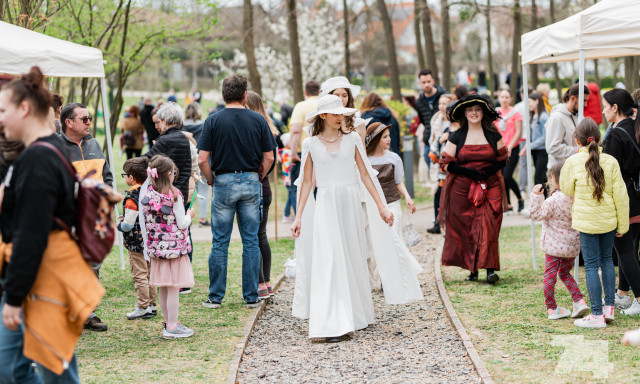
[71,116,92,124]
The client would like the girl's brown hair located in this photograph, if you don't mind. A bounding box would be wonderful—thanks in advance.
[546,159,564,193]
[365,123,390,156]
[575,118,605,202]
[329,88,355,131]
[3,66,51,118]
[148,155,179,201]
[528,92,546,123]
[128,104,140,119]
[310,115,352,137]
[245,91,279,135]
[360,92,389,114]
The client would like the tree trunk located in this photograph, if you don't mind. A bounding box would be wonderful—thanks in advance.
[530,0,539,88]
[286,0,304,103]
[363,4,373,92]
[243,0,262,96]
[510,0,521,99]
[343,0,350,79]
[624,57,633,90]
[419,0,438,80]
[593,59,600,84]
[440,0,451,90]
[414,3,426,71]
[376,0,402,101]
[109,0,132,145]
[92,82,101,138]
[485,0,493,94]
[550,0,563,100]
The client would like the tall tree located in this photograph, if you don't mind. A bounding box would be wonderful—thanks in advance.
[510,0,521,98]
[530,0,539,88]
[376,0,402,101]
[243,0,262,95]
[343,0,350,79]
[286,0,304,103]
[414,3,426,71]
[549,0,563,100]
[592,0,599,84]
[485,0,493,93]
[419,0,438,79]
[440,0,451,90]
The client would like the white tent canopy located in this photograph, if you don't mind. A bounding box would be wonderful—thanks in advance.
[0,21,125,269]
[522,0,640,65]
[0,21,105,78]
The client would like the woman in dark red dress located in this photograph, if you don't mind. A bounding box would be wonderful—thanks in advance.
[438,95,509,283]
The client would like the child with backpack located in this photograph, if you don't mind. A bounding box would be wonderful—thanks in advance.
[140,155,195,338]
[118,156,157,320]
[529,160,588,320]
[560,119,629,328]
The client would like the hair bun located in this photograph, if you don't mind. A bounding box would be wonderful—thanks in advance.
[633,101,639,109]
[22,66,45,90]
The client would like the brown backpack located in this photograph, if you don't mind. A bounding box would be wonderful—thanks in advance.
[31,141,122,264]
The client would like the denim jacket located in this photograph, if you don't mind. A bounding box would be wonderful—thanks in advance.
[530,112,549,151]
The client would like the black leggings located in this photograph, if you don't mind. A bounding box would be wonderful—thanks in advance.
[616,223,640,295]
[259,193,272,284]
[502,149,522,205]
[434,185,442,222]
[531,149,549,196]
[126,148,142,159]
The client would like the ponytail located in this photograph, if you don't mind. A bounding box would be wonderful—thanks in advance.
[575,118,605,202]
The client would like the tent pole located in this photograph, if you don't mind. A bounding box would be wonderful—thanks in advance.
[574,49,586,281]
[522,63,537,270]
[101,77,126,270]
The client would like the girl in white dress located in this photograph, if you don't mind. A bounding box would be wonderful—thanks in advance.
[291,95,394,342]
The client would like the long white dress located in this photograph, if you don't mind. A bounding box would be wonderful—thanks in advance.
[292,132,376,338]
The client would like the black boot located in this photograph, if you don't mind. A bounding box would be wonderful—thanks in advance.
[486,269,500,284]
[427,222,441,234]
[465,271,478,281]
[517,199,525,213]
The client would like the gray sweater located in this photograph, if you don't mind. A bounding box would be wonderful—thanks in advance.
[545,103,578,168]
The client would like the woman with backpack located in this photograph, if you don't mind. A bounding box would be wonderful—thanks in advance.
[121,105,146,159]
[0,67,104,383]
[602,88,640,316]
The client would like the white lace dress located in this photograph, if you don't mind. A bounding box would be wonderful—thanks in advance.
[292,132,376,338]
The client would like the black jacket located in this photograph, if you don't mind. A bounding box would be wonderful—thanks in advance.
[416,85,447,145]
[362,107,402,156]
[140,105,159,146]
[145,126,192,206]
[603,118,640,217]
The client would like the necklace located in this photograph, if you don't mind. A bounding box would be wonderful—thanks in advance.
[320,131,342,143]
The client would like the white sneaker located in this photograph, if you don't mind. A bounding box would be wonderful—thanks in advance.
[603,306,615,323]
[615,293,633,310]
[574,314,606,328]
[623,299,640,316]
[519,208,530,217]
[571,302,589,318]
[548,307,571,320]
[126,306,153,320]
[282,216,291,223]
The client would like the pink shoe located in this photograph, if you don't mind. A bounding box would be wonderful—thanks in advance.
[603,305,615,323]
[574,314,606,328]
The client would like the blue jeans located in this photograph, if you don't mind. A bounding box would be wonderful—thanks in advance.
[580,230,616,316]
[208,172,261,303]
[284,185,295,217]
[0,294,79,384]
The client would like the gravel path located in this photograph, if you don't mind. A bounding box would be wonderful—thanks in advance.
[237,233,481,384]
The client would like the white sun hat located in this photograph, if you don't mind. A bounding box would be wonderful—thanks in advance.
[306,94,358,123]
[319,76,362,98]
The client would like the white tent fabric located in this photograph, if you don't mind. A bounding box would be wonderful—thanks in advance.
[0,21,105,78]
[522,0,640,65]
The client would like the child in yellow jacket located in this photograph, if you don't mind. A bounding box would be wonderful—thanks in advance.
[560,118,629,328]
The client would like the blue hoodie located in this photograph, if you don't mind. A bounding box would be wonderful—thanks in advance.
[362,107,401,156]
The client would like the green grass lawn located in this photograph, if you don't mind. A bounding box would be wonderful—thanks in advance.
[442,225,640,384]
[76,239,294,384]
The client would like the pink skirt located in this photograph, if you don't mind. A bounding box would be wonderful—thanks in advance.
[149,255,194,288]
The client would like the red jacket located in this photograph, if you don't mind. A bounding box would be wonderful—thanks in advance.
[584,82,603,125]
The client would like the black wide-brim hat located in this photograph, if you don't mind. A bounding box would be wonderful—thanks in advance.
[448,95,501,123]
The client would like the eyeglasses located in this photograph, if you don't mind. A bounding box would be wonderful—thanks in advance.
[121,173,129,178]
[70,116,92,124]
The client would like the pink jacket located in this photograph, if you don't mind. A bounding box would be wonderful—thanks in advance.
[529,191,580,258]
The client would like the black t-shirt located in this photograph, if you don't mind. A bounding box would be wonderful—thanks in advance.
[197,108,277,174]
[0,134,76,306]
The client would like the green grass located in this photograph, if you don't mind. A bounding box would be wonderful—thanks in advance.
[442,225,640,384]
[76,239,295,384]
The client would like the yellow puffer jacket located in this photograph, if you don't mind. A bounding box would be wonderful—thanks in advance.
[560,147,629,235]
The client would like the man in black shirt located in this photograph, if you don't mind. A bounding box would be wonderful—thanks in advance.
[415,69,446,161]
[140,97,158,149]
[198,74,276,309]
